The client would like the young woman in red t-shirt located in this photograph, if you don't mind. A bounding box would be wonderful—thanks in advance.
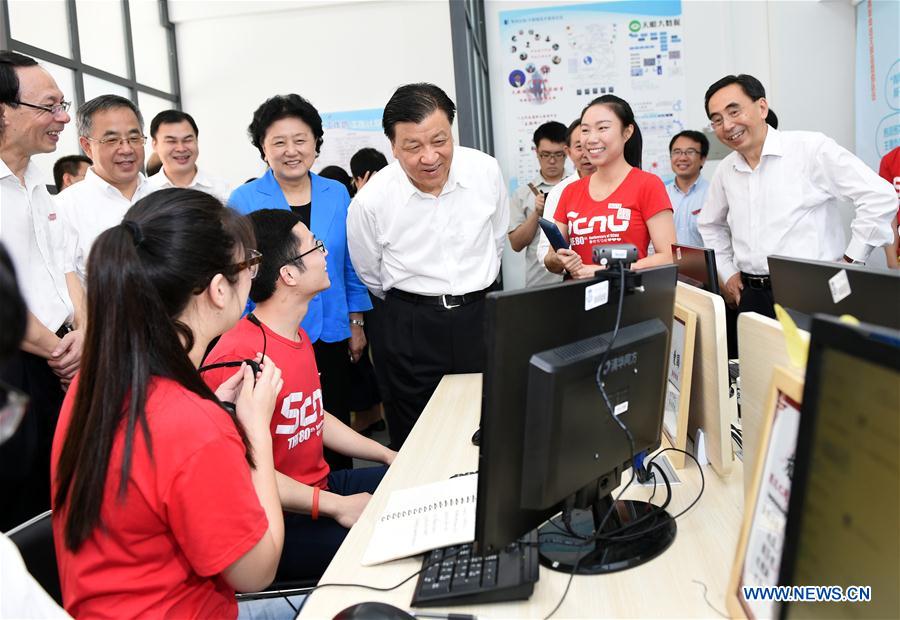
[545,95,676,278]
[50,189,285,619]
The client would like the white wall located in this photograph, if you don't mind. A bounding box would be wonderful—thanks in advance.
[170,0,457,187]
[486,0,863,287]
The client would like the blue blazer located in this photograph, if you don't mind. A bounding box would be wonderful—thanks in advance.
[228,169,372,343]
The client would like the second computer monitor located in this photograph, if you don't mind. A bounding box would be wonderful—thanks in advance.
[672,243,720,295]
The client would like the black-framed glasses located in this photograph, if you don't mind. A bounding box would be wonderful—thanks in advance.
[84,135,147,148]
[286,239,325,265]
[15,99,71,116]
[537,150,566,161]
[670,148,701,158]
[232,249,263,279]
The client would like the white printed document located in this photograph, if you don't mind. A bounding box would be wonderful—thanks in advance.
[361,474,477,566]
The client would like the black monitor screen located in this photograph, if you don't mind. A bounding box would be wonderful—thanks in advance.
[672,244,720,295]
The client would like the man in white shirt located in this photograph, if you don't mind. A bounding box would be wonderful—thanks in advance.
[0,51,82,530]
[146,109,231,203]
[347,83,508,448]
[538,118,597,270]
[698,74,896,318]
[57,94,153,287]
[508,120,567,287]
[666,130,710,248]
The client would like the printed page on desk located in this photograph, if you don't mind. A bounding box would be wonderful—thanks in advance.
[362,474,478,566]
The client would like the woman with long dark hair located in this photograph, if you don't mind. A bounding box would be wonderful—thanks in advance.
[50,189,285,618]
[545,95,676,277]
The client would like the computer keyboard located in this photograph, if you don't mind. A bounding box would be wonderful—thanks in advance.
[411,530,539,607]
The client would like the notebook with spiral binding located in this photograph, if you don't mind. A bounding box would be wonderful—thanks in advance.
[361,474,478,566]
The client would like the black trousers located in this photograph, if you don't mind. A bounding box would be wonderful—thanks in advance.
[738,285,776,319]
[0,351,65,530]
[380,293,487,449]
[313,339,353,471]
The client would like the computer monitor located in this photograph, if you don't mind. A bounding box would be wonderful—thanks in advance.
[475,265,678,573]
[777,316,900,620]
[672,243,720,295]
[768,255,900,331]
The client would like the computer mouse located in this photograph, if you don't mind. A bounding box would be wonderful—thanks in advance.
[332,601,414,620]
[471,428,481,446]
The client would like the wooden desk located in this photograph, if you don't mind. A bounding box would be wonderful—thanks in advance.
[300,374,745,619]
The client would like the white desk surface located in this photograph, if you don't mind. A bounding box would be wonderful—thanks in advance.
[299,374,745,619]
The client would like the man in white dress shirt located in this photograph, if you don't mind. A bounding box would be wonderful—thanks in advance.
[145,109,231,203]
[698,74,896,318]
[347,83,509,448]
[57,95,153,288]
[0,51,82,529]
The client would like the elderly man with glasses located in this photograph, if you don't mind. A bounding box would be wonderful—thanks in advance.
[57,94,153,289]
[0,51,83,530]
[508,120,568,287]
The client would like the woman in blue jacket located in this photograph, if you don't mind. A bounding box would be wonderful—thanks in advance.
[229,94,372,470]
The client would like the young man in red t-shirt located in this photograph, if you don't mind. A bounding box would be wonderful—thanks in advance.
[204,209,396,581]
[879,146,900,268]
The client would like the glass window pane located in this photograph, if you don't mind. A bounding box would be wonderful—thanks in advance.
[82,73,132,102]
[130,0,173,92]
[77,0,129,77]
[30,62,81,189]
[137,92,175,132]
[8,0,71,59]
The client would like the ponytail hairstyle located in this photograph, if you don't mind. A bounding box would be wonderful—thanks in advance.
[54,188,256,551]
[581,95,643,169]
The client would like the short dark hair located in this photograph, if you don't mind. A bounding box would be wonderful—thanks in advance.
[581,95,643,169]
[382,83,456,142]
[704,74,778,127]
[533,121,567,147]
[247,209,305,304]
[565,118,582,147]
[350,147,388,179]
[146,152,162,177]
[0,51,38,105]
[77,94,143,137]
[318,165,354,197]
[248,94,323,160]
[668,130,710,158]
[150,109,199,139]
[53,154,92,190]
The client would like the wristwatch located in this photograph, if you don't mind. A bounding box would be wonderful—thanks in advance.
[350,318,365,328]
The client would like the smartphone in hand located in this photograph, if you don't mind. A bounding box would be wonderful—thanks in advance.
[538,217,569,250]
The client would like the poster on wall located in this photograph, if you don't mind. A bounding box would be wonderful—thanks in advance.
[854,0,900,170]
[497,0,686,193]
[313,108,394,175]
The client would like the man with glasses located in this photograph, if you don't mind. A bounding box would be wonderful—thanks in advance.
[0,51,82,530]
[666,130,710,247]
[146,109,231,203]
[508,120,567,287]
[698,74,896,318]
[57,94,152,287]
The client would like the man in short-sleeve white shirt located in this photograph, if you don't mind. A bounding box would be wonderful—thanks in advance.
[146,109,231,204]
[347,83,508,448]
[57,95,153,286]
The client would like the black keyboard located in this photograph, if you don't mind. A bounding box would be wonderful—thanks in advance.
[411,531,539,607]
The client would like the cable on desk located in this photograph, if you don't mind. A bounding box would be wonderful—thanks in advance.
[692,579,728,618]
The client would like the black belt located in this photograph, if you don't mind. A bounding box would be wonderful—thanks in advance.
[740,273,771,290]
[388,287,489,309]
[55,323,73,338]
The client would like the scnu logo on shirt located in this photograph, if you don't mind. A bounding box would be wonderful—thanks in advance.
[276,389,324,449]
[568,203,631,237]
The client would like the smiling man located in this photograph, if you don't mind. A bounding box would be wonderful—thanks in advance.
[57,95,152,286]
[666,129,709,247]
[146,109,230,203]
[346,82,509,448]
[697,74,896,319]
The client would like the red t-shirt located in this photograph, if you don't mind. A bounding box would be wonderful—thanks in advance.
[204,317,330,489]
[50,376,267,620]
[878,146,900,225]
[555,168,672,263]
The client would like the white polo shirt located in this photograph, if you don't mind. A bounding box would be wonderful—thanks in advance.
[146,167,231,204]
[0,158,74,332]
[57,168,153,283]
